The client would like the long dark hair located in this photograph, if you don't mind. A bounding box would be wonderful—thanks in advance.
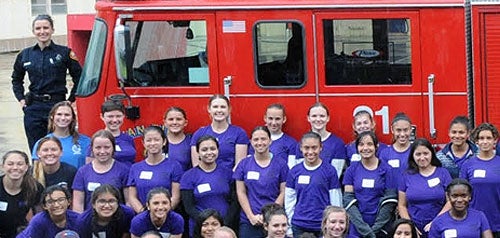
[407,138,441,173]
[90,184,124,238]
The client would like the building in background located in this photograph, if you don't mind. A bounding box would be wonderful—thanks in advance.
[0,0,95,53]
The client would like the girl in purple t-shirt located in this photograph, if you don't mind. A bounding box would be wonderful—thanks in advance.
[429,179,493,238]
[234,126,288,238]
[346,109,388,165]
[286,132,342,238]
[130,187,184,238]
[398,138,451,237]
[164,106,192,172]
[190,94,249,170]
[379,112,412,174]
[20,185,79,238]
[72,130,129,212]
[181,135,237,234]
[343,131,397,238]
[295,103,346,177]
[76,184,135,238]
[128,126,182,213]
[460,123,500,235]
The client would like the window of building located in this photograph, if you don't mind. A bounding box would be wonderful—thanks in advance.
[254,21,306,87]
[31,0,67,16]
[323,19,412,85]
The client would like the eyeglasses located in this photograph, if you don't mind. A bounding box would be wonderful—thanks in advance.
[46,197,67,206]
[96,199,118,206]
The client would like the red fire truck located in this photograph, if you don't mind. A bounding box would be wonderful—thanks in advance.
[68,0,500,149]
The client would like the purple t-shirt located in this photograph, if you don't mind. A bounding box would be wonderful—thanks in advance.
[167,134,192,172]
[127,158,183,204]
[113,133,137,166]
[399,167,451,232]
[72,160,129,210]
[77,204,135,237]
[180,165,233,221]
[190,125,249,170]
[460,155,500,232]
[286,161,340,230]
[429,208,490,238]
[343,160,395,226]
[379,145,411,179]
[21,210,79,238]
[130,210,184,236]
[233,154,288,224]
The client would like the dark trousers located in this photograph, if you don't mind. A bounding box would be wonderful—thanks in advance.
[23,102,54,151]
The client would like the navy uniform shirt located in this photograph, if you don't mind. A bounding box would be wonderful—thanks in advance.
[11,41,82,102]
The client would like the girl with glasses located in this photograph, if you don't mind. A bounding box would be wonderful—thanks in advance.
[76,184,135,238]
[19,185,79,237]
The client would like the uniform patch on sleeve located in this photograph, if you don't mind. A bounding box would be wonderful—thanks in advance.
[69,50,79,61]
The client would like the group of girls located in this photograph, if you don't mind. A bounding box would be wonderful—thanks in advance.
[3,93,500,238]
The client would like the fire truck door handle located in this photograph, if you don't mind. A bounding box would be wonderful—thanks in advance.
[428,74,437,139]
[223,75,233,123]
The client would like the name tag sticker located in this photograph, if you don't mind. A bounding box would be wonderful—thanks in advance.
[139,171,153,180]
[197,183,212,193]
[351,154,361,162]
[87,182,101,192]
[473,169,486,178]
[388,159,400,168]
[23,62,31,67]
[444,229,457,238]
[247,171,260,180]
[0,201,8,211]
[159,232,170,238]
[298,175,310,184]
[427,177,441,188]
[115,145,122,151]
[362,179,375,188]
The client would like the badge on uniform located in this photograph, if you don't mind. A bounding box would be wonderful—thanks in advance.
[69,50,79,61]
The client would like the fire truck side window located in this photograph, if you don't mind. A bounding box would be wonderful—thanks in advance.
[323,19,412,85]
[254,22,306,87]
[126,20,209,87]
[76,19,107,97]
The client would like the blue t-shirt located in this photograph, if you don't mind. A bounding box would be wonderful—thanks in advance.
[77,204,135,238]
[127,157,183,204]
[286,161,340,230]
[167,134,192,172]
[20,210,79,238]
[190,125,249,170]
[130,210,184,237]
[32,133,91,169]
[72,160,129,210]
[233,154,288,224]
[398,167,451,232]
[460,155,500,232]
[429,208,490,238]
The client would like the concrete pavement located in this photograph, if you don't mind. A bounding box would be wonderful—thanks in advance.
[0,52,30,157]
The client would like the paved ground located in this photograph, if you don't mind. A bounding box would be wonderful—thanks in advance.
[0,52,29,158]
